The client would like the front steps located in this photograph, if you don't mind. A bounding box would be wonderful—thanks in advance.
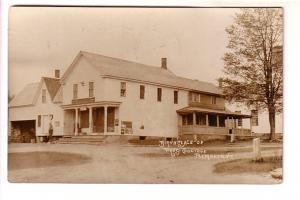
[57,135,107,145]
[56,135,132,145]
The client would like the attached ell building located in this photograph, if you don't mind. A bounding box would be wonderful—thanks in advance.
[9,51,251,142]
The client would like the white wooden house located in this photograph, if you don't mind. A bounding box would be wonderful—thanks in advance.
[9,51,251,142]
[9,75,63,142]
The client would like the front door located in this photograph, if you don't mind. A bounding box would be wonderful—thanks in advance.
[42,115,50,135]
[92,107,104,133]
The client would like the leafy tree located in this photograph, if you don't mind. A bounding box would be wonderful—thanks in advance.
[219,8,283,140]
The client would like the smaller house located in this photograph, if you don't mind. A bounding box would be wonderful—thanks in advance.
[9,72,63,142]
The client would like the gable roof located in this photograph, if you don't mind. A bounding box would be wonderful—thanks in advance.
[42,77,60,100]
[61,51,222,95]
[53,86,63,103]
[9,77,61,108]
[9,82,40,107]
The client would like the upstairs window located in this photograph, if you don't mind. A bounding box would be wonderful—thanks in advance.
[120,82,126,97]
[190,92,201,102]
[73,84,78,99]
[42,89,46,103]
[89,82,94,98]
[211,96,217,104]
[140,85,145,99]
[157,88,162,102]
[174,90,178,104]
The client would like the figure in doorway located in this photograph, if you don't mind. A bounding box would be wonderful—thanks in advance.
[48,115,53,143]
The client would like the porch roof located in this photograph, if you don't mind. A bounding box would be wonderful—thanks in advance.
[61,101,121,109]
[176,106,251,118]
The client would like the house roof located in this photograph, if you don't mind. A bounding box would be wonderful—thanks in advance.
[53,87,63,103]
[9,82,40,107]
[62,51,222,95]
[9,77,61,107]
[176,106,251,118]
[42,77,60,100]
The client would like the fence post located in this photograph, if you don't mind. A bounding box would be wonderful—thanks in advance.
[230,133,235,143]
[253,138,262,162]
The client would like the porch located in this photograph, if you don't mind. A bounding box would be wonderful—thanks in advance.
[62,101,121,136]
[177,107,251,136]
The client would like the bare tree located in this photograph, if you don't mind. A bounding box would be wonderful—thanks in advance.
[220,8,283,140]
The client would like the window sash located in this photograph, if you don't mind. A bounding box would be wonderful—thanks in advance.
[211,96,217,104]
[140,85,145,99]
[73,84,78,99]
[191,93,200,102]
[157,88,162,101]
[120,82,126,97]
[174,91,178,104]
[89,82,94,98]
[42,89,46,103]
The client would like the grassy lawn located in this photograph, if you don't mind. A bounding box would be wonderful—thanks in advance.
[214,156,282,174]
[8,151,91,170]
[139,146,281,159]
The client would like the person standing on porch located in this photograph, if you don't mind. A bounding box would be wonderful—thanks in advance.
[48,115,53,143]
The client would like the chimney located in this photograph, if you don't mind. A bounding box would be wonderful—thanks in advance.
[55,69,60,78]
[161,58,167,70]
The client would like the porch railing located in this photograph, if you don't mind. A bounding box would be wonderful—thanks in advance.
[179,125,251,136]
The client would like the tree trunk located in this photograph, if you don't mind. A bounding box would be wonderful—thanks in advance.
[268,107,276,140]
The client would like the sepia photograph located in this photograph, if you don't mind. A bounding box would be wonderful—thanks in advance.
[7,6,283,184]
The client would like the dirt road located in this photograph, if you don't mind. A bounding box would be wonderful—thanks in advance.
[7,143,281,183]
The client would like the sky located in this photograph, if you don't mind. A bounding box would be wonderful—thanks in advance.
[8,7,238,95]
[8,6,283,133]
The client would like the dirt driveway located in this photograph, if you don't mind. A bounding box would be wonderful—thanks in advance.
[7,142,281,184]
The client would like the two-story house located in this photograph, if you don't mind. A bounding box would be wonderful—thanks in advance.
[9,51,251,142]
[59,51,251,139]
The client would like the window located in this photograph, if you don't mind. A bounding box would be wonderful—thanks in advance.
[251,110,259,126]
[121,121,133,134]
[107,107,115,132]
[157,88,162,102]
[140,85,145,99]
[80,110,89,128]
[235,111,243,126]
[208,114,217,127]
[219,116,226,127]
[196,113,206,125]
[73,84,78,99]
[238,118,243,126]
[37,115,41,127]
[190,92,201,102]
[120,82,126,97]
[89,82,94,98]
[42,89,46,103]
[182,114,193,125]
[174,91,178,104]
[211,96,217,104]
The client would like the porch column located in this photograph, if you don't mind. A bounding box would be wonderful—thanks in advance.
[206,114,209,126]
[193,112,196,125]
[250,117,253,136]
[75,108,78,136]
[89,107,93,134]
[217,115,219,127]
[104,106,107,134]
[226,116,229,128]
